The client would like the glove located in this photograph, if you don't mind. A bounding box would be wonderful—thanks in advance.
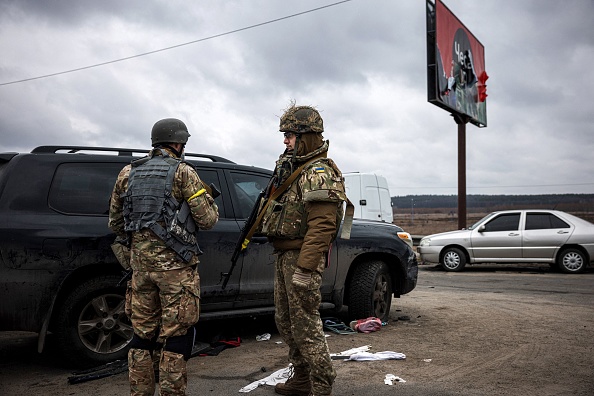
[292,267,312,289]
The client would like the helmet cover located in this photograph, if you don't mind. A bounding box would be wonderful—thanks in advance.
[279,104,324,134]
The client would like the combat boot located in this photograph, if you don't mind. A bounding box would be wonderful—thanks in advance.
[274,367,311,396]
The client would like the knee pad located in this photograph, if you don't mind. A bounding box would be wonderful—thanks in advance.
[129,333,161,351]
[163,327,196,360]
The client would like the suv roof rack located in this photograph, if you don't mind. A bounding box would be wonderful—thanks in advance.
[30,146,235,163]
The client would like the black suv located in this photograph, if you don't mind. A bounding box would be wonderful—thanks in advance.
[0,146,417,366]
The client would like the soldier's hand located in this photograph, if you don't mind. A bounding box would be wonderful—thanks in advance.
[292,267,312,289]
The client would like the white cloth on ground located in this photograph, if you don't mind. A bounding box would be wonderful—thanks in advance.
[384,374,406,384]
[329,345,371,357]
[347,351,406,361]
[238,365,292,393]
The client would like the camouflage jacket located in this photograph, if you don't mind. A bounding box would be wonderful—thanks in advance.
[108,148,219,271]
[262,141,347,272]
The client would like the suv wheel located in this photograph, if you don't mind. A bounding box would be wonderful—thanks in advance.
[348,261,392,322]
[557,248,586,274]
[54,275,133,367]
[441,247,466,272]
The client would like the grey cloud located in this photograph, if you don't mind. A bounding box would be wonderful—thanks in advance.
[0,0,593,195]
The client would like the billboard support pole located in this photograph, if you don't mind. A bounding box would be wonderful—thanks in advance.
[453,113,470,229]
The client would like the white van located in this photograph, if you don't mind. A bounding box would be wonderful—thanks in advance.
[343,173,393,223]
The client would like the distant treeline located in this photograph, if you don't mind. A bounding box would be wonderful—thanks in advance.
[392,194,594,213]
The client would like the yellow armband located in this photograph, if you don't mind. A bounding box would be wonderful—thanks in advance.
[188,188,206,202]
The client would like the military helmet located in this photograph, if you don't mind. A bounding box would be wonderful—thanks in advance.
[151,118,190,146]
[279,105,324,134]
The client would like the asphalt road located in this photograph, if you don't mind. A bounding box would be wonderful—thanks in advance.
[1,263,593,395]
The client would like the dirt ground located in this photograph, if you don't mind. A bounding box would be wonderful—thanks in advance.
[1,264,593,395]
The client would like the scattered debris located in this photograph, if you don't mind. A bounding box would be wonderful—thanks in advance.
[347,351,406,361]
[195,336,241,356]
[384,374,406,385]
[68,340,215,384]
[239,364,293,393]
[423,359,432,363]
[256,333,271,341]
[330,345,372,360]
[322,317,356,334]
[349,317,382,333]
[68,360,128,384]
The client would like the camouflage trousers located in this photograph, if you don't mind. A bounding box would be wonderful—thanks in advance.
[126,266,201,396]
[274,250,336,395]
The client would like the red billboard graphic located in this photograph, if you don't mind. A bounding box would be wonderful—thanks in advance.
[426,0,487,127]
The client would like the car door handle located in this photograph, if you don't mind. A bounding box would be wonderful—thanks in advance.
[251,236,269,244]
[557,230,569,234]
[508,233,520,237]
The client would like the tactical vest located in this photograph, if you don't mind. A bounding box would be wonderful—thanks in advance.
[122,149,202,262]
[260,158,345,239]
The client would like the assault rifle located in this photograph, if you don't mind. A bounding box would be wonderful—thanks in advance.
[221,157,328,289]
[221,189,266,289]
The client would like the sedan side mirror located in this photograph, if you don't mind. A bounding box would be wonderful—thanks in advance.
[478,225,486,232]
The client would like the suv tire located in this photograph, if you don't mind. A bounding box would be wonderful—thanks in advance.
[54,275,133,367]
[348,261,392,322]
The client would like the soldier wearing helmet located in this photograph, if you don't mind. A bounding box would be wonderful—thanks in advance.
[259,103,348,396]
[109,118,219,395]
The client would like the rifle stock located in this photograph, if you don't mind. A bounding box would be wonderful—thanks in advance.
[221,189,266,289]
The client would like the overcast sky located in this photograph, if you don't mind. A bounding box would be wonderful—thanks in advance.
[1,0,593,196]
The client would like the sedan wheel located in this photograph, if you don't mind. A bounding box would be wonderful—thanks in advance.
[557,248,586,274]
[441,247,467,272]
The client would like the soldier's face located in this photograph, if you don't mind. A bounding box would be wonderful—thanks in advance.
[283,132,297,151]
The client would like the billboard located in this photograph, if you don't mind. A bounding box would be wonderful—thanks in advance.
[426,0,487,127]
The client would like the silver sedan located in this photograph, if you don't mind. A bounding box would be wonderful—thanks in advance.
[418,209,594,273]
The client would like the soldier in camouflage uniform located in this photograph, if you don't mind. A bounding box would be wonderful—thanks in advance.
[108,118,219,396]
[259,104,347,396]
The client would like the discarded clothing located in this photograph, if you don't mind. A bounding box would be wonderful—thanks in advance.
[347,351,406,361]
[330,345,372,359]
[350,317,382,333]
[322,317,356,334]
[197,335,241,356]
[384,374,406,385]
[238,364,292,393]
[256,333,271,341]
